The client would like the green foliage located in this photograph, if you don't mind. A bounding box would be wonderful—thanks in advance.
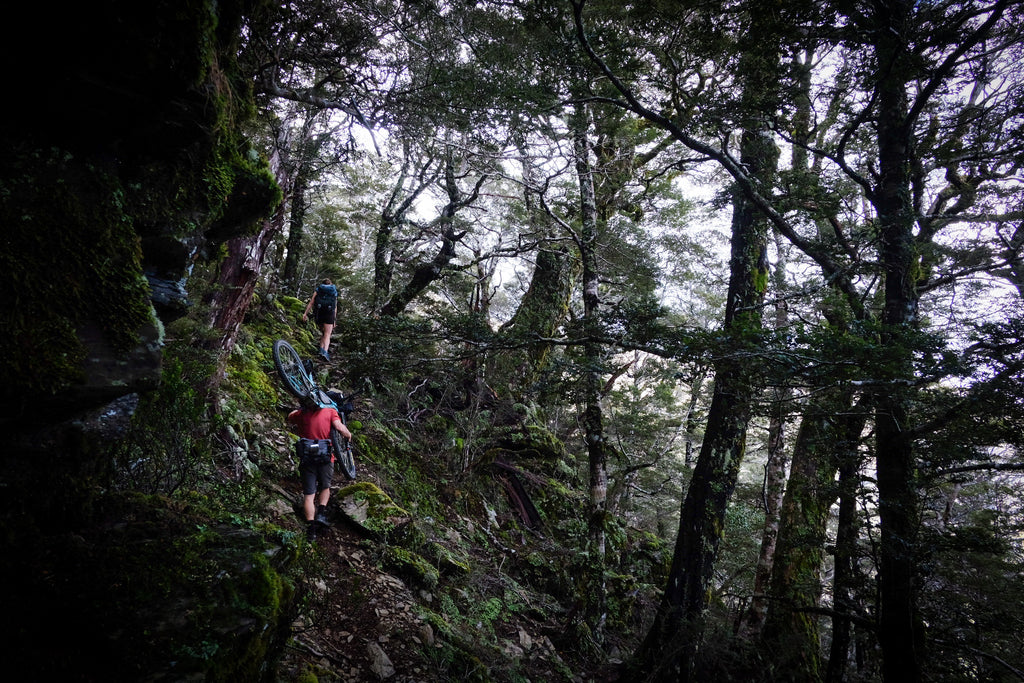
[383,546,441,589]
[111,357,218,495]
[0,147,156,400]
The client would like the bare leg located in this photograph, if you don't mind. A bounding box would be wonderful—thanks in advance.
[320,323,334,351]
[303,493,316,521]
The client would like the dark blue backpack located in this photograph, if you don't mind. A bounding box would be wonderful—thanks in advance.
[315,283,337,312]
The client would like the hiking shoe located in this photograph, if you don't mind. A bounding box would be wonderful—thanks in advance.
[318,348,330,361]
[314,505,330,526]
[306,521,318,542]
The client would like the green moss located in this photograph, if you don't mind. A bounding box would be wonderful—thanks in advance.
[493,423,567,460]
[753,266,769,295]
[226,343,279,410]
[337,481,411,539]
[422,539,472,576]
[277,295,307,317]
[383,546,440,590]
[0,148,155,400]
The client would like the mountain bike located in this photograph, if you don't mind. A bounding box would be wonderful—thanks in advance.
[272,338,357,480]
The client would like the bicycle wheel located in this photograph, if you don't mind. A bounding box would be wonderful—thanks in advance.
[273,339,312,399]
[331,427,357,480]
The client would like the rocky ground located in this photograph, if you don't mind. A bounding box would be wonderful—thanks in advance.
[263,464,584,683]
[261,458,626,683]
[274,508,436,682]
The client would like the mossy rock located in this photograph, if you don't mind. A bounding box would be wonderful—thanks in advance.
[334,481,411,540]
[422,539,472,577]
[491,424,567,461]
[382,546,440,590]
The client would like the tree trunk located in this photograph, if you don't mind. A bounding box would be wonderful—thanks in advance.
[495,142,578,393]
[573,105,611,635]
[872,3,926,679]
[281,170,308,296]
[825,413,868,683]
[373,213,396,312]
[761,391,866,681]
[205,129,290,383]
[632,122,776,680]
[741,229,792,638]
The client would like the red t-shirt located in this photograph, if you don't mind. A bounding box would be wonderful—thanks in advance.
[288,407,340,460]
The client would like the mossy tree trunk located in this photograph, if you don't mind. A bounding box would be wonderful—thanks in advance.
[760,390,866,680]
[206,128,290,375]
[494,138,578,394]
[631,20,779,679]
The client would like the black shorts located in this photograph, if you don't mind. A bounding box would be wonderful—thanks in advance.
[300,461,333,495]
[314,305,336,325]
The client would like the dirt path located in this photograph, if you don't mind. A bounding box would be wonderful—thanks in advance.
[275,513,438,682]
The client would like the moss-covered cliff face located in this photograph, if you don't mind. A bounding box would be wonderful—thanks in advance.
[0,3,289,680]
[0,0,279,422]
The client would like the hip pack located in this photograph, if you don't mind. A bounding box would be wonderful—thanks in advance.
[296,438,332,466]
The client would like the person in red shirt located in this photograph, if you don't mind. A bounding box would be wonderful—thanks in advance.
[287,398,352,540]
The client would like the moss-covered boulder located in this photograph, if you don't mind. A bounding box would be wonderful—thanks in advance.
[334,481,412,541]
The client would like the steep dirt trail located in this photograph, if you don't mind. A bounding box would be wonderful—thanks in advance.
[271,478,439,682]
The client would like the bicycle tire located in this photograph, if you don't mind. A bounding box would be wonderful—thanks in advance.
[331,427,357,480]
[273,339,312,399]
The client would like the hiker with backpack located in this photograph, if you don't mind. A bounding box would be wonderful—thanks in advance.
[302,278,338,361]
[287,393,353,542]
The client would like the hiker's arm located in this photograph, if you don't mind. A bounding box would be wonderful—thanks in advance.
[332,414,352,440]
[302,294,315,320]
[286,410,301,433]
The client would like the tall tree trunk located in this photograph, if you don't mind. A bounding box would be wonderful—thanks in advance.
[281,170,308,296]
[682,368,708,467]
[825,407,869,683]
[573,105,611,636]
[872,3,925,679]
[280,115,317,297]
[741,229,792,638]
[630,12,780,676]
[205,127,290,381]
[760,391,867,681]
[495,140,578,393]
[379,222,462,317]
[374,213,396,312]
[632,128,777,683]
